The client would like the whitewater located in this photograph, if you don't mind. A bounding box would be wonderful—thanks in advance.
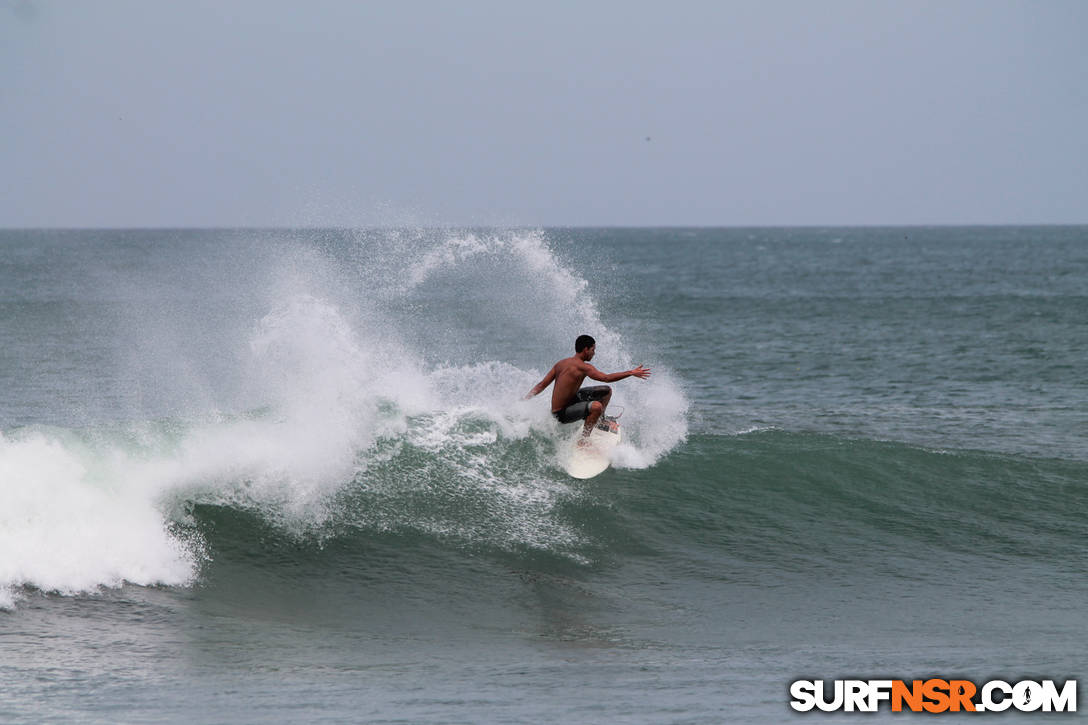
[0,228,688,609]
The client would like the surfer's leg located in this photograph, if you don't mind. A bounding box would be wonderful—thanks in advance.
[583,401,604,436]
[578,386,611,410]
[570,386,612,436]
[598,388,612,416]
[582,387,612,430]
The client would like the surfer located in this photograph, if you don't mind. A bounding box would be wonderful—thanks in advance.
[525,335,651,439]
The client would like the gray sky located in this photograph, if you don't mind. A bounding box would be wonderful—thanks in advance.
[2,0,1085,227]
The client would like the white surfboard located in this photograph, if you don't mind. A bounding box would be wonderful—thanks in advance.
[563,422,621,479]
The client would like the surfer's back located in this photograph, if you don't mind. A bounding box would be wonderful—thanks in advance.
[550,356,589,410]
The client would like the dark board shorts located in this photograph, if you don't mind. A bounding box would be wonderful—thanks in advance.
[552,385,610,424]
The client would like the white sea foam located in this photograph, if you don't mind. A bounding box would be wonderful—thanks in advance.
[610,368,690,469]
[0,431,196,609]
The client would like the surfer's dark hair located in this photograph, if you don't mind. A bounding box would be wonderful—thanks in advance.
[575,335,595,352]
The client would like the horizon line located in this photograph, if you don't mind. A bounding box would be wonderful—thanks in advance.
[2,222,1086,232]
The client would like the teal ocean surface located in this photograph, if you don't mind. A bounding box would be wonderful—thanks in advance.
[1,227,1085,722]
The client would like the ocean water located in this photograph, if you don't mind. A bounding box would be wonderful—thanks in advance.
[1,226,1085,723]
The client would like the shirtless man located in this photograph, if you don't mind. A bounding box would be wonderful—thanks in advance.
[525,334,651,438]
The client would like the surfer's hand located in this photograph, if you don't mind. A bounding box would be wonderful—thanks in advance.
[631,365,651,379]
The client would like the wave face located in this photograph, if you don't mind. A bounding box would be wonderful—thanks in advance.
[0,228,688,607]
[178,428,1088,577]
[611,432,1088,575]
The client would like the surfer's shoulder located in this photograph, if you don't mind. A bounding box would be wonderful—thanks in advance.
[558,356,591,372]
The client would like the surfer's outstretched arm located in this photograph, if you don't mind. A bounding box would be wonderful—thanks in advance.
[584,364,651,383]
[524,366,557,399]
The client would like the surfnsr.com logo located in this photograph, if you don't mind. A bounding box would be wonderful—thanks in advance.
[789,679,1077,713]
